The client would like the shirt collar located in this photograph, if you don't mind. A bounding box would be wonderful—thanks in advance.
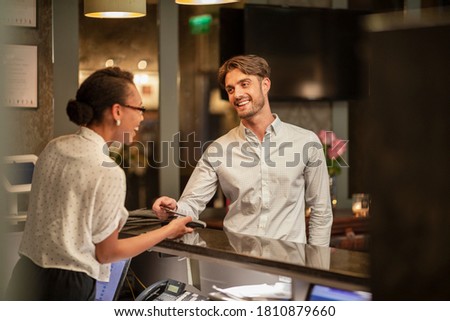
[239,113,283,138]
[269,114,282,136]
[78,126,108,149]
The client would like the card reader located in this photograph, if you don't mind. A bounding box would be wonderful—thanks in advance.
[162,207,207,229]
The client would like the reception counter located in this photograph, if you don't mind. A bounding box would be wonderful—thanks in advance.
[122,211,370,300]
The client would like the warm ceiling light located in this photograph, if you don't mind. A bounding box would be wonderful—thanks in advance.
[84,0,146,18]
[176,0,239,5]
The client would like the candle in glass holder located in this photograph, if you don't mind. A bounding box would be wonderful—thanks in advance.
[352,193,370,217]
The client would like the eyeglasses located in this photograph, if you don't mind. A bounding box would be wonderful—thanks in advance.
[121,104,147,114]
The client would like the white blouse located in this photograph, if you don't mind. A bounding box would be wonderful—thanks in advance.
[19,127,128,281]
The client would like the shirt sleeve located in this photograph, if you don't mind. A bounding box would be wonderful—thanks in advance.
[177,153,220,219]
[304,134,333,247]
[91,167,129,244]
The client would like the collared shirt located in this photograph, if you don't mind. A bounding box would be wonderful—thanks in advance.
[177,115,333,246]
[19,127,128,281]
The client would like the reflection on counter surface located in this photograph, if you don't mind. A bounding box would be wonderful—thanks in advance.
[172,229,368,282]
[122,221,370,299]
[177,230,332,270]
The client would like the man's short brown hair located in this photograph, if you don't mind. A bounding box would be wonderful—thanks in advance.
[218,55,271,88]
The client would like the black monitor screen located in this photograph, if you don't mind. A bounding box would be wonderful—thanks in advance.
[307,284,371,301]
[4,162,35,185]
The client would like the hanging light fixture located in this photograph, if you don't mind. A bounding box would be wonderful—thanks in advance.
[84,0,146,18]
[176,0,239,5]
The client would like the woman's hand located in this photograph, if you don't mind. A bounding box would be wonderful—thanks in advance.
[165,216,194,239]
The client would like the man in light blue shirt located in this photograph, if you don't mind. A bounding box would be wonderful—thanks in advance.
[153,55,332,247]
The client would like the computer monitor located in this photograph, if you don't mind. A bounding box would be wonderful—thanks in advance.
[307,284,372,301]
[2,154,38,216]
[95,258,131,301]
[3,154,38,193]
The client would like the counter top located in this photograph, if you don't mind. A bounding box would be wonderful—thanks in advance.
[122,217,370,292]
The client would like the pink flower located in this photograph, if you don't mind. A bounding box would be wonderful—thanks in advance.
[318,130,336,145]
[328,138,347,159]
[318,129,348,176]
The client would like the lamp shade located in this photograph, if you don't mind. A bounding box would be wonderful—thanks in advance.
[84,0,146,18]
[176,0,239,5]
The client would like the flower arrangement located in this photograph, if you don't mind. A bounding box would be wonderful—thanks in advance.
[318,130,348,177]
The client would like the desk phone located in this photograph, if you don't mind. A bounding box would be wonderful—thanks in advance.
[136,279,209,301]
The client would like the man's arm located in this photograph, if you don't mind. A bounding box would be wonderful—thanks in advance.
[304,137,333,247]
[152,154,220,220]
[176,156,220,218]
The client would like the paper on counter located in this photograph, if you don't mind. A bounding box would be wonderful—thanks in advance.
[212,282,291,300]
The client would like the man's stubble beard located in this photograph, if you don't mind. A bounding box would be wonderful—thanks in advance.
[237,88,265,120]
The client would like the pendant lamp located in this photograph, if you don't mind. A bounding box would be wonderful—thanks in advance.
[84,0,146,18]
[176,0,239,5]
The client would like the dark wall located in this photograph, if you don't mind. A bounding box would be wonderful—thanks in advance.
[363,14,450,300]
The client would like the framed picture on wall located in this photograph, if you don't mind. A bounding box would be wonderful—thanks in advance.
[3,0,37,28]
[4,44,38,108]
